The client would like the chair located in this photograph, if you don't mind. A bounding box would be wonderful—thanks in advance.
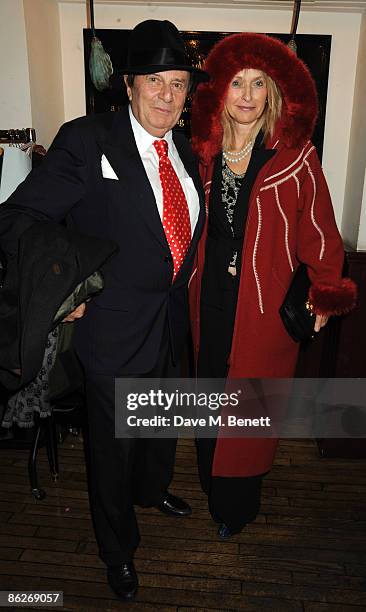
[1,387,84,501]
[29,391,85,500]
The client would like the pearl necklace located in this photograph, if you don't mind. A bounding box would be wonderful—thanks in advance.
[222,140,253,163]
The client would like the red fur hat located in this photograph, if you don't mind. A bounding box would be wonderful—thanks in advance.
[191,32,318,164]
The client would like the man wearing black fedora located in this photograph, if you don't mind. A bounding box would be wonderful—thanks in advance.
[1,19,208,601]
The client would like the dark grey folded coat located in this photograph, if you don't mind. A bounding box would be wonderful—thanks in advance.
[0,206,118,391]
[53,270,104,326]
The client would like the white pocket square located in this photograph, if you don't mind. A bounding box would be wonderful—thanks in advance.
[101,154,119,180]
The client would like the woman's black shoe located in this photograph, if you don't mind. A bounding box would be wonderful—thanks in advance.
[217,523,232,539]
[107,562,138,601]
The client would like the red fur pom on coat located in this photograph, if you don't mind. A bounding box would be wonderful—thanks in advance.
[309,278,358,316]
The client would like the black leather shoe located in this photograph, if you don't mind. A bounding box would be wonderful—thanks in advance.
[157,492,192,517]
[107,562,138,601]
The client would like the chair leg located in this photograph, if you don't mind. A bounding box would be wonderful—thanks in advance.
[28,418,45,500]
[45,413,59,482]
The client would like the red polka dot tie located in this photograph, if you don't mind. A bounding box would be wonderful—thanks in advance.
[153,139,191,282]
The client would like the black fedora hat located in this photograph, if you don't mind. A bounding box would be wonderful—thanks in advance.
[122,20,209,83]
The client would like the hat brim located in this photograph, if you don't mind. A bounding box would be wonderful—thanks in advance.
[121,64,210,82]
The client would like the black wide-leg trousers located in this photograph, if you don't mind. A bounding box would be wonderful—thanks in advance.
[82,330,179,566]
[197,287,264,533]
[196,436,263,533]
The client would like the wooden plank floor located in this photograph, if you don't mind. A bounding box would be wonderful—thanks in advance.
[0,435,365,611]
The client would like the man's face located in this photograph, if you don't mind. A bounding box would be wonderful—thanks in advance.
[125,71,189,137]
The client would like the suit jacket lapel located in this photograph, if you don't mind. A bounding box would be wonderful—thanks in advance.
[96,107,168,249]
[170,130,206,282]
[172,130,205,252]
[96,108,205,263]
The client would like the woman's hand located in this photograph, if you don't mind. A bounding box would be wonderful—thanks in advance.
[314,314,328,333]
[62,302,86,323]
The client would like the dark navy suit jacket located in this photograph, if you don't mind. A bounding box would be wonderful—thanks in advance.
[3,106,205,375]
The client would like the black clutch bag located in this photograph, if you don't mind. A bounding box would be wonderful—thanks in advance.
[279,264,315,342]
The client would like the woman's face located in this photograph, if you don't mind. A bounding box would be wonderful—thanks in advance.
[224,68,268,128]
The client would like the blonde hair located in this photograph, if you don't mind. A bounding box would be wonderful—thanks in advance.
[221,70,282,150]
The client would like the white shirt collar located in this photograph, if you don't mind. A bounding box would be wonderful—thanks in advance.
[128,105,173,156]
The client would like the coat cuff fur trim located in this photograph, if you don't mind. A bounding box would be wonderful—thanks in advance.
[309,278,357,316]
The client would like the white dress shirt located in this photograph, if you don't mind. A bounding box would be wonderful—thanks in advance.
[128,106,199,234]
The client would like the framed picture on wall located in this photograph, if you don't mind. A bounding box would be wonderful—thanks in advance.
[83,29,331,160]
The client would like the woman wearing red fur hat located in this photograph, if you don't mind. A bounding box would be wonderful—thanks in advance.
[189,33,357,538]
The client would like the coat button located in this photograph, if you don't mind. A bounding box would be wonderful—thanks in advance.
[164,255,173,263]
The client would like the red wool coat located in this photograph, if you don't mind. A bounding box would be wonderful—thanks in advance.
[189,33,357,477]
[189,141,356,476]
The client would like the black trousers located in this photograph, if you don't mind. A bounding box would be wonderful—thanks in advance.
[82,328,179,566]
[196,437,263,533]
[198,288,263,533]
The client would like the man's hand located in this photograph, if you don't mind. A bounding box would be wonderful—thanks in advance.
[62,302,86,323]
[314,314,328,333]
